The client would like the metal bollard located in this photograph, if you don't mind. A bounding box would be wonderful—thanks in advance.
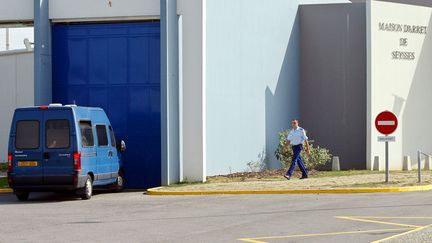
[425,156,431,171]
[403,156,412,171]
[373,156,380,171]
[332,156,340,171]
[418,150,422,183]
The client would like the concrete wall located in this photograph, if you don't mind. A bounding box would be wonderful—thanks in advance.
[347,0,432,7]
[205,0,351,176]
[378,0,432,7]
[300,3,367,169]
[0,50,34,161]
[177,0,206,181]
[0,0,33,22]
[367,1,432,170]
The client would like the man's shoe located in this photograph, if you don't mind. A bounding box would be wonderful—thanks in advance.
[300,176,308,179]
[284,175,291,180]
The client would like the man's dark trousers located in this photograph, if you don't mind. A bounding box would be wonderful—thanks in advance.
[286,144,308,177]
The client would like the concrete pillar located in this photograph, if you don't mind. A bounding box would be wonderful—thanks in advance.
[34,0,52,105]
[425,156,431,170]
[373,156,380,171]
[161,0,180,185]
[332,156,340,171]
[403,156,412,171]
[180,0,206,182]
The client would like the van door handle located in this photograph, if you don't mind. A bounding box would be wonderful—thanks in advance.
[108,151,113,157]
[44,152,49,160]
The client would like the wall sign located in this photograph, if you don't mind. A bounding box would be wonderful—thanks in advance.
[378,22,428,61]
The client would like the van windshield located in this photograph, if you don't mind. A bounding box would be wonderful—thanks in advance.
[16,120,40,149]
[46,120,70,149]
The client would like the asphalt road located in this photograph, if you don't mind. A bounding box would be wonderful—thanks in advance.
[0,190,432,243]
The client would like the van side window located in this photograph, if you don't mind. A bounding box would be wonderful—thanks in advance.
[109,126,116,148]
[46,120,70,149]
[96,125,108,147]
[80,121,94,147]
[16,120,39,149]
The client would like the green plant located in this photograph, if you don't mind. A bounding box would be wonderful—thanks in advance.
[245,150,266,172]
[246,161,263,172]
[274,130,332,170]
[0,162,7,172]
[0,177,8,188]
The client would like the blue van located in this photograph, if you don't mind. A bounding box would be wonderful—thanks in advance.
[7,104,126,201]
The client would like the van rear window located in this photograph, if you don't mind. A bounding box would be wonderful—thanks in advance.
[46,120,70,149]
[80,121,94,147]
[16,121,40,149]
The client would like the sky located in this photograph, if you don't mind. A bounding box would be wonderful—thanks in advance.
[0,27,34,51]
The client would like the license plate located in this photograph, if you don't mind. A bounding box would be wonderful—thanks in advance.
[18,161,38,167]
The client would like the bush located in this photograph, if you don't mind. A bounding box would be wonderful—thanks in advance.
[274,130,332,170]
[0,162,7,172]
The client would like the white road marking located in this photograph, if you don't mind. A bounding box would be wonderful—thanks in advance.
[378,121,396,126]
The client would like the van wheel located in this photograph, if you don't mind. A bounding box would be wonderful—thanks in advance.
[15,190,30,201]
[112,171,125,192]
[78,175,93,200]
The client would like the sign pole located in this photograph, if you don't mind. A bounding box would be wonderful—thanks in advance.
[385,135,389,183]
[375,111,398,184]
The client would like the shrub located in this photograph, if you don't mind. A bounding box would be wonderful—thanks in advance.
[0,162,6,172]
[274,130,332,170]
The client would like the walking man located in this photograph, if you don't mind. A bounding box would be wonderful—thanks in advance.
[284,119,310,180]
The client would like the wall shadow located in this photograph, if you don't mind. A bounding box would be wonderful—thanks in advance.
[402,14,432,167]
[265,11,300,169]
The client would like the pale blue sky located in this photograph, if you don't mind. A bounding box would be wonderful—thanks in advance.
[0,27,34,51]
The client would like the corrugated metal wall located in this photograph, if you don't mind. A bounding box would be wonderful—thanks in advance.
[0,50,34,162]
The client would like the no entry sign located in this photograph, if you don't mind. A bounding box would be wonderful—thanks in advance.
[375,111,398,183]
[375,111,398,135]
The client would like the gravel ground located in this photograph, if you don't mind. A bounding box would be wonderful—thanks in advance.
[153,171,432,192]
[386,226,432,242]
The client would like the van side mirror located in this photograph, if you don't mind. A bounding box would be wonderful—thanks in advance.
[117,140,126,152]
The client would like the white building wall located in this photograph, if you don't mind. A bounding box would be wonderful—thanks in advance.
[0,50,34,161]
[205,0,351,176]
[367,1,432,169]
[0,0,33,22]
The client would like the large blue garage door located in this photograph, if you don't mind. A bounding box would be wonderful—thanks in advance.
[52,22,161,188]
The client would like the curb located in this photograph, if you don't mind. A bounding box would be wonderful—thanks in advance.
[147,184,432,195]
[0,188,12,193]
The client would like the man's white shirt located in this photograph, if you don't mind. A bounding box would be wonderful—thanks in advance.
[287,127,308,146]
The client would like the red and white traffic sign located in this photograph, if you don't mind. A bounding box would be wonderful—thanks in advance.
[375,111,398,135]
[375,111,398,183]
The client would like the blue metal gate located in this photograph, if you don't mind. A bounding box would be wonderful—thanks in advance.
[52,22,161,188]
